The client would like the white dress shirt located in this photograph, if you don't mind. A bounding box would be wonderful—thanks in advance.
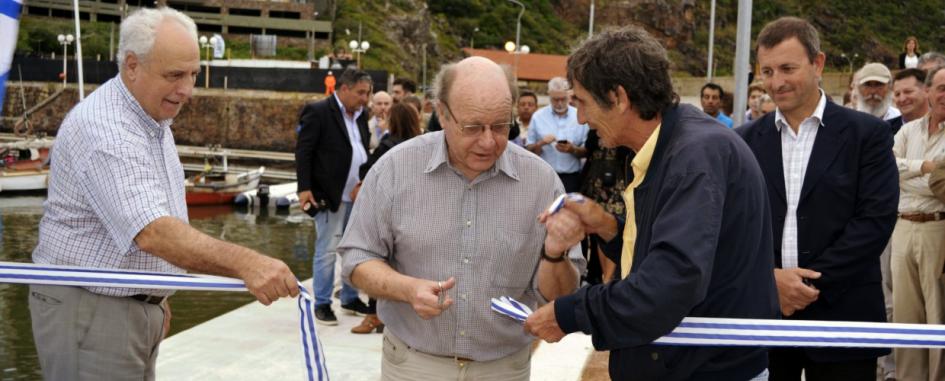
[775,90,827,269]
[894,115,945,213]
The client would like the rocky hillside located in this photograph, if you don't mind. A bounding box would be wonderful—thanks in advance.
[333,0,945,81]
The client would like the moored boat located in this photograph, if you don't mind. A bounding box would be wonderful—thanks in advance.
[0,139,53,192]
[185,166,265,206]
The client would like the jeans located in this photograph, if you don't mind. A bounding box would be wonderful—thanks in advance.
[313,201,360,307]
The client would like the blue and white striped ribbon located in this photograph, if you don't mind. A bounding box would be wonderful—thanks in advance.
[493,296,945,349]
[0,261,327,380]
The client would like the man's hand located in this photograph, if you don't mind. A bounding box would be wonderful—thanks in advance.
[774,267,821,316]
[541,208,585,256]
[555,141,575,154]
[238,254,300,306]
[409,276,456,319]
[297,190,316,212]
[161,299,172,339]
[922,160,937,174]
[525,302,565,343]
[542,134,557,145]
[541,198,617,241]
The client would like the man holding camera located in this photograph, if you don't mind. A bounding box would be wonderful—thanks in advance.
[527,77,590,192]
[296,69,373,325]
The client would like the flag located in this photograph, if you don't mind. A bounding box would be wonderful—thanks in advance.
[0,0,22,116]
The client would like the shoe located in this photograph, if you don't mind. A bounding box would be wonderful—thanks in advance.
[351,314,385,334]
[341,299,371,316]
[314,304,338,326]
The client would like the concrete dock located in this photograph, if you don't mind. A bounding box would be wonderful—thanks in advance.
[156,279,595,380]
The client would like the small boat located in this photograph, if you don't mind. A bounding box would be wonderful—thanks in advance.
[185,166,265,206]
[0,139,53,192]
[233,181,298,209]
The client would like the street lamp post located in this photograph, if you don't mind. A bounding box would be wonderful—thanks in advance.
[508,0,525,56]
[504,41,530,85]
[349,22,370,69]
[198,35,218,89]
[57,34,74,87]
[471,27,479,49]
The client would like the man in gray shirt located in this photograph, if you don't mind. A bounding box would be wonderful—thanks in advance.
[339,57,585,380]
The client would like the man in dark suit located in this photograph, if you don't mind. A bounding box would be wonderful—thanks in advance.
[525,26,778,380]
[296,69,373,324]
[737,17,899,380]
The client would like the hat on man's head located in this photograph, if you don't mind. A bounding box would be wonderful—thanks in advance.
[857,63,892,85]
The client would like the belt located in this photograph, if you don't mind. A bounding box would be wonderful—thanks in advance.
[129,294,166,305]
[899,212,945,223]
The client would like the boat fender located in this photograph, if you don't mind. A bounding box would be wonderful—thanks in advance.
[257,185,270,206]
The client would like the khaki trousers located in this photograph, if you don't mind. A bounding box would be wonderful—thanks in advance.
[892,218,945,381]
[381,331,530,381]
[29,284,165,381]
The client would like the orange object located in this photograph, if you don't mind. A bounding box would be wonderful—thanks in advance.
[324,72,336,96]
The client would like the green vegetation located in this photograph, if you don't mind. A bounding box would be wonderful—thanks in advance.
[16,16,116,60]
[14,1,945,79]
[690,0,945,76]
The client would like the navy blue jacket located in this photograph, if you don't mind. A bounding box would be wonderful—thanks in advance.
[555,104,779,380]
[295,96,370,212]
[736,101,898,362]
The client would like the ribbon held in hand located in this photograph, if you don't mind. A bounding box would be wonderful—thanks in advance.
[491,296,532,322]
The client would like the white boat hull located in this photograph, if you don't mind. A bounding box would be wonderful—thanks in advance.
[0,171,49,192]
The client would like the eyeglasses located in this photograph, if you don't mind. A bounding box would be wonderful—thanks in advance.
[440,100,513,138]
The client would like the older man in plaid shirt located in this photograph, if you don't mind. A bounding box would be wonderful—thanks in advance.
[29,8,298,380]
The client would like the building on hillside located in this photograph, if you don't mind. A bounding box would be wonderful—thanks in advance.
[462,48,568,91]
[21,0,332,58]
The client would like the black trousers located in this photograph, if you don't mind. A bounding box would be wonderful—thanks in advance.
[557,172,582,193]
[769,348,877,381]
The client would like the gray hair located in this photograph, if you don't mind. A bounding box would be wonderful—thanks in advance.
[117,7,198,71]
[567,25,677,120]
[547,77,569,93]
[919,52,945,69]
[928,65,945,88]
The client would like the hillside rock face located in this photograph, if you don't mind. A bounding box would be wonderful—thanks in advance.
[553,0,701,72]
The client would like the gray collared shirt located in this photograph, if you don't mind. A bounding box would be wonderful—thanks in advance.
[340,131,585,361]
[33,76,187,297]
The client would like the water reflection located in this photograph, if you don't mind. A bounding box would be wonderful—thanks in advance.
[0,195,314,380]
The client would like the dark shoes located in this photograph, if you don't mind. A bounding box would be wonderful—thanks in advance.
[341,299,372,316]
[351,314,385,334]
[314,304,338,326]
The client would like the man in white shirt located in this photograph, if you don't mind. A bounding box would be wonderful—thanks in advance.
[368,91,392,151]
[891,65,945,381]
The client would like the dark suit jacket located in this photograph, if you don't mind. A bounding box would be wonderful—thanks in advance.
[887,115,903,136]
[295,95,370,212]
[556,104,778,380]
[736,101,899,362]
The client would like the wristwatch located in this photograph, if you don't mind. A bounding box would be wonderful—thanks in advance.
[540,246,566,263]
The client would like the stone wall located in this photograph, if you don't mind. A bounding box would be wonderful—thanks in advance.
[1,82,322,152]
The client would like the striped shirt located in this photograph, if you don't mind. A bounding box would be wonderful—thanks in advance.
[339,131,586,361]
[774,90,826,269]
[33,76,187,297]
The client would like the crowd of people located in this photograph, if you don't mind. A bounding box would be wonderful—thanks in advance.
[24,3,945,381]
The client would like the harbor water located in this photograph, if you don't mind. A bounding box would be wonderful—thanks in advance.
[0,193,315,380]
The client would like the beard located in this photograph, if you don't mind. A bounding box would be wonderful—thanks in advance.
[855,91,893,118]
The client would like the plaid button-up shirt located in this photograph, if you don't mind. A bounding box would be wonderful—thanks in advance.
[774,90,826,269]
[340,131,586,362]
[33,76,188,297]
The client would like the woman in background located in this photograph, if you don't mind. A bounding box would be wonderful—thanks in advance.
[900,36,921,69]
